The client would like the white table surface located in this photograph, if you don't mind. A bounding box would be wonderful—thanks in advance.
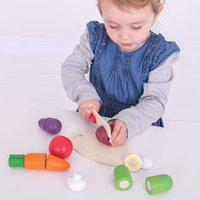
[0,98,199,200]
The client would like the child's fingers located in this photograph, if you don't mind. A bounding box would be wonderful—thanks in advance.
[112,130,127,146]
[112,124,127,146]
[109,122,121,145]
[80,107,92,120]
[108,120,114,127]
[78,100,101,120]
[85,107,93,120]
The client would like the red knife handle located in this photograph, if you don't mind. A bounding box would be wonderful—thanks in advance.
[89,114,96,124]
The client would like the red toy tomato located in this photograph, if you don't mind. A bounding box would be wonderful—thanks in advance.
[49,136,73,159]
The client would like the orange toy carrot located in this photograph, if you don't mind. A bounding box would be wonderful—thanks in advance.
[8,153,70,171]
[24,153,46,170]
[46,154,70,171]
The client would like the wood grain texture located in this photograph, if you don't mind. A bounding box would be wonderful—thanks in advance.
[71,131,130,167]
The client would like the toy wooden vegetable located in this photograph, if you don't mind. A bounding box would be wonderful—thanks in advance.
[145,174,173,194]
[67,172,87,191]
[125,154,142,172]
[95,126,113,146]
[125,155,153,171]
[46,154,70,171]
[24,153,46,170]
[49,136,73,159]
[38,118,62,135]
[8,153,70,171]
[114,165,133,190]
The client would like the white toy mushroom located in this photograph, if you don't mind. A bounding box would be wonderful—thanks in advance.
[67,172,87,191]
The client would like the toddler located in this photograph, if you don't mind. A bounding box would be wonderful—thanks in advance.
[61,0,180,147]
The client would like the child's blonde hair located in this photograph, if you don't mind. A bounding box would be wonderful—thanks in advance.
[97,0,165,15]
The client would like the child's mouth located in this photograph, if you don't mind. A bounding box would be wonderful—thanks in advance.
[121,43,133,47]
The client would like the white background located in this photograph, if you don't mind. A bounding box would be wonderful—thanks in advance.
[0,0,200,132]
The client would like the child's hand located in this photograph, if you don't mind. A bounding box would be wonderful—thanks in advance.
[108,119,128,147]
[78,100,101,120]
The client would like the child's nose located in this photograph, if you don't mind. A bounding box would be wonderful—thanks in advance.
[119,29,131,40]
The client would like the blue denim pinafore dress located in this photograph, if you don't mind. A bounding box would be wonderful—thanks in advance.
[87,21,180,127]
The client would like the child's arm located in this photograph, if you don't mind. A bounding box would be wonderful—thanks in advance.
[61,28,101,114]
[109,52,180,146]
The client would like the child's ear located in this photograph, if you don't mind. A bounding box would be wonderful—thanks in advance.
[154,4,164,21]
[158,4,164,13]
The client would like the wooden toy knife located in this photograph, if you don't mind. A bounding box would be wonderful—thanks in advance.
[89,109,111,138]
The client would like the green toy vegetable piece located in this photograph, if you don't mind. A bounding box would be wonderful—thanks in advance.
[8,155,25,167]
[114,165,133,191]
[145,174,173,194]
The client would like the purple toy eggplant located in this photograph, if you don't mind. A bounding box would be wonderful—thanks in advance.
[38,118,62,134]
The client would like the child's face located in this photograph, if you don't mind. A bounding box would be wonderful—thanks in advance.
[101,0,161,50]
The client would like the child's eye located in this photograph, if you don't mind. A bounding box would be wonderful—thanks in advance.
[131,26,141,30]
[110,26,119,29]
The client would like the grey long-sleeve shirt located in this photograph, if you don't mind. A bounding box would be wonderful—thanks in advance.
[61,28,180,138]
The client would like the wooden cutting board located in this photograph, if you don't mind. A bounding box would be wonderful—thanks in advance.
[70,131,130,167]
